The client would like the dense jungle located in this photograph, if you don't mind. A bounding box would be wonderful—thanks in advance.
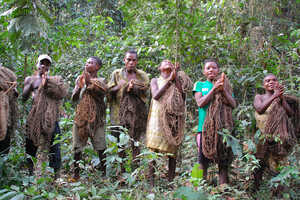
[0,0,300,199]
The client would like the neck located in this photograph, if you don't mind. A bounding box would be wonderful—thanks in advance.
[161,72,171,79]
[265,90,274,96]
[126,68,136,74]
[89,72,97,78]
[207,78,214,82]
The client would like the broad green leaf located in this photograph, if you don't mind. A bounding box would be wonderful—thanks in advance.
[191,163,203,179]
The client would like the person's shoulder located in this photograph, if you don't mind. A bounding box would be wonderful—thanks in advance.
[150,77,158,84]
[24,75,36,82]
[108,68,122,79]
[136,69,147,75]
[194,80,207,87]
[254,93,264,100]
[193,81,202,92]
[137,69,149,82]
[137,69,148,77]
[112,68,122,74]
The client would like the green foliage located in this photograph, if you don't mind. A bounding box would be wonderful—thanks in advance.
[174,186,207,200]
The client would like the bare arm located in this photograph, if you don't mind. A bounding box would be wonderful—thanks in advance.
[254,85,285,114]
[194,90,215,108]
[22,77,33,102]
[150,78,171,101]
[109,79,126,94]
[194,79,223,108]
[253,94,276,114]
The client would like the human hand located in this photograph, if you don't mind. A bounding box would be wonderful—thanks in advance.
[78,74,85,88]
[274,83,284,98]
[168,69,177,82]
[42,72,48,86]
[127,79,134,92]
[84,71,91,85]
[213,73,225,92]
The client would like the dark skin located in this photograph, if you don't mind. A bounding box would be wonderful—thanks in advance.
[71,57,105,102]
[253,74,293,116]
[22,59,51,102]
[110,53,138,93]
[149,61,181,184]
[194,61,236,184]
[150,61,178,100]
[194,62,236,109]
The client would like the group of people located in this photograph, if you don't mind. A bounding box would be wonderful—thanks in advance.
[0,50,298,190]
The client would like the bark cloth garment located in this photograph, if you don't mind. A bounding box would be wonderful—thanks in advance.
[107,68,149,126]
[255,96,299,170]
[201,75,234,165]
[25,76,68,146]
[73,77,107,148]
[146,71,192,155]
[0,67,18,142]
[119,80,149,140]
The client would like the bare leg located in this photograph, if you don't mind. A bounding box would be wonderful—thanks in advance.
[111,127,126,173]
[97,150,106,176]
[25,138,38,175]
[196,132,208,180]
[218,163,229,184]
[168,156,176,182]
[73,152,82,180]
[253,160,266,190]
[0,132,10,155]
[131,140,140,170]
[148,160,156,187]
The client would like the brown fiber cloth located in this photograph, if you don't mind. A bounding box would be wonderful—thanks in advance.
[158,71,193,146]
[255,95,298,160]
[202,75,234,164]
[119,80,148,140]
[74,79,106,143]
[0,67,18,141]
[26,76,68,146]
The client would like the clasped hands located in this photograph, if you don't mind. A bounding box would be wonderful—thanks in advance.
[78,71,91,89]
[213,73,226,93]
[273,82,285,99]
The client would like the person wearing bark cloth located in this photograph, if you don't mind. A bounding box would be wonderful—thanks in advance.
[193,59,236,185]
[71,56,107,180]
[146,60,192,185]
[22,54,68,178]
[253,74,299,189]
[108,50,149,171]
[0,65,18,155]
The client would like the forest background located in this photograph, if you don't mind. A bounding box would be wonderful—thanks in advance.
[0,0,299,199]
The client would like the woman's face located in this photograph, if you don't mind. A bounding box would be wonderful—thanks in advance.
[159,61,173,75]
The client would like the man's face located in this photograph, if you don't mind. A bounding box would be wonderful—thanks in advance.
[124,53,137,72]
[37,59,51,75]
[263,75,278,91]
[203,62,219,80]
[85,58,99,73]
